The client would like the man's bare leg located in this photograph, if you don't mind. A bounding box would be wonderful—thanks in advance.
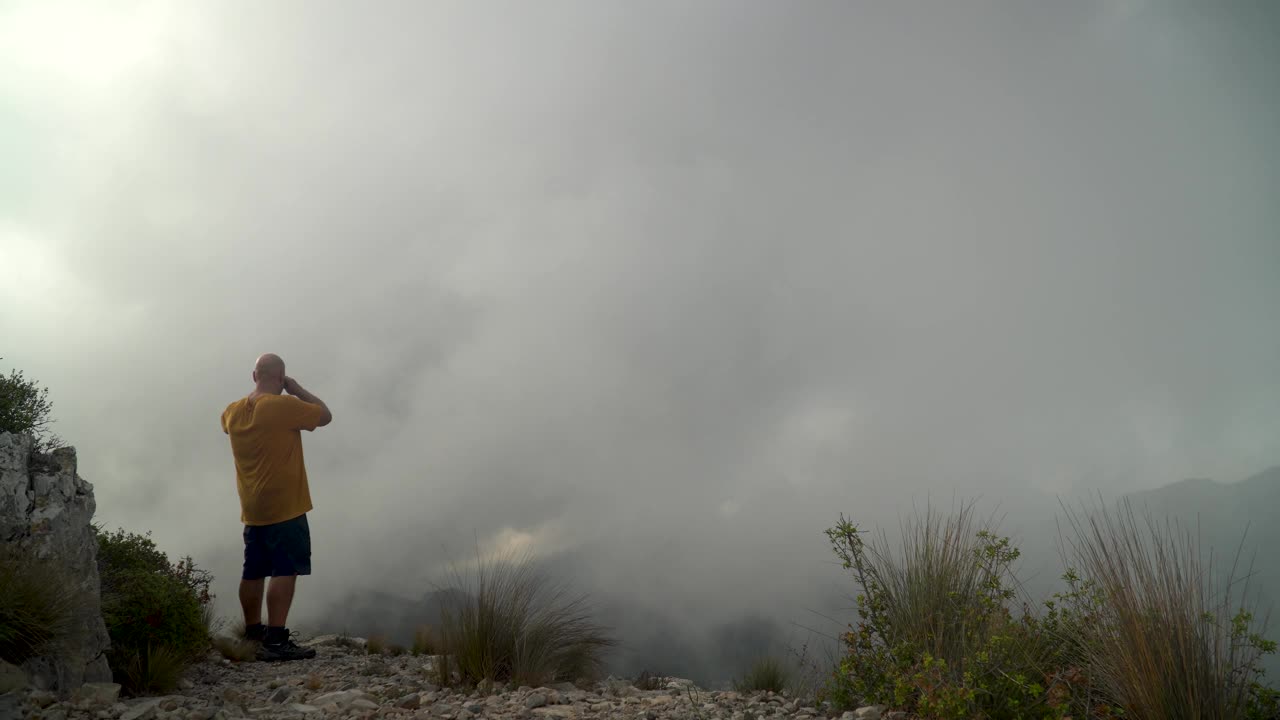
[266,575,297,628]
[240,579,265,626]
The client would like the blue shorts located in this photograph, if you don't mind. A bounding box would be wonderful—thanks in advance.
[242,513,312,580]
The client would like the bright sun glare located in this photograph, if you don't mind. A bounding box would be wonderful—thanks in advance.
[0,1,169,96]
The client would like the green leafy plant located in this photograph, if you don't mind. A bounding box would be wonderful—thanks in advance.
[436,551,615,687]
[96,528,213,694]
[0,362,61,452]
[823,501,1279,720]
[824,505,1055,719]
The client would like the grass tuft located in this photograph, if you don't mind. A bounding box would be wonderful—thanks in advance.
[734,656,793,694]
[366,634,388,656]
[1060,499,1275,719]
[120,643,188,694]
[436,550,615,687]
[412,625,438,656]
[212,630,257,666]
[0,544,81,664]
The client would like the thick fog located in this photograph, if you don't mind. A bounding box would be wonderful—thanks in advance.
[3,1,1278,683]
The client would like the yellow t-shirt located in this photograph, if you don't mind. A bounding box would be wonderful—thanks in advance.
[221,393,325,526]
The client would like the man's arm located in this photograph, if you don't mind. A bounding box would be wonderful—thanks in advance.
[283,376,333,428]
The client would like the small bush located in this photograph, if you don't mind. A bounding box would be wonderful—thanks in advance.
[0,545,81,664]
[0,363,62,452]
[633,669,663,691]
[387,643,407,657]
[824,504,1049,718]
[824,502,1280,720]
[96,528,212,694]
[366,634,388,655]
[734,656,793,693]
[436,551,615,686]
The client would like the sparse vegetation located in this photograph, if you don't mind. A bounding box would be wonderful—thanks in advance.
[366,634,388,655]
[387,642,407,657]
[211,621,257,663]
[823,501,1279,719]
[0,544,81,664]
[436,551,615,687]
[1057,500,1278,719]
[96,527,213,694]
[633,668,663,691]
[412,625,438,656]
[734,656,793,694]
[0,361,62,452]
[118,643,189,695]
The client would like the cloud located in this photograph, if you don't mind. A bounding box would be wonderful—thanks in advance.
[1,0,1277,677]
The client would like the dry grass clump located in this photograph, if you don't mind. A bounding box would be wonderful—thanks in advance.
[209,619,258,663]
[119,643,189,694]
[1059,500,1276,719]
[0,545,80,664]
[734,656,793,694]
[436,551,615,687]
[412,625,438,656]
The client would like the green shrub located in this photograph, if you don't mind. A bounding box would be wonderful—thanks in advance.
[824,505,1053,719]
[436,552,615,686]
[96,528,212,694]
[823,502,1279,720]
[0,545,80,664]
[734,656,793,693]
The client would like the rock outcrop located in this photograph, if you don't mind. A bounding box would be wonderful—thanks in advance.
[0,431,112,694]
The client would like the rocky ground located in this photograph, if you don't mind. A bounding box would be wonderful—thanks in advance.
[7,636,903,720]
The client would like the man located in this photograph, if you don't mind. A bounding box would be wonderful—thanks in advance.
[221,353,332,662]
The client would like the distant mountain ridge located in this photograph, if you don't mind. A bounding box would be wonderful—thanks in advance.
[1125,466,1280,565]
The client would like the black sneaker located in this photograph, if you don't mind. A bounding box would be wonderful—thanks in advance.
[256,628,317,662]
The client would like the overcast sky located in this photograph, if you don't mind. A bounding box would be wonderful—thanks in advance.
[2,0,1278,658]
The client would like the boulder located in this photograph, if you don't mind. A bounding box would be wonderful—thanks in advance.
[71,681,121,706]
[0,432,112,695]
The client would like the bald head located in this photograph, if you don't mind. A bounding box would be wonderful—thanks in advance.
[253,353,286,393]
